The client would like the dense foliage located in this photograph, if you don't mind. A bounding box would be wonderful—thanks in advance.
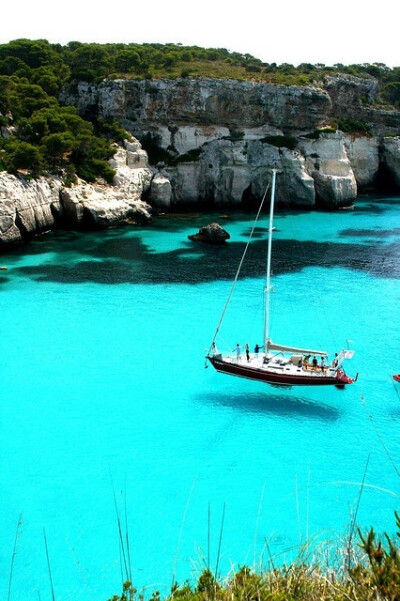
[0,40,123,181]
[0,39,399,178]
[109,512,400,601]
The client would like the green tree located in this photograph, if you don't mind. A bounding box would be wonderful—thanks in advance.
[383,81,400,106]
[67,43,111,81]
[7,139,43,172]
[43,132,74,161]
[114,49,141,72]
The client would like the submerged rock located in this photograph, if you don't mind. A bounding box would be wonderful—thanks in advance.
[188,222,230,244]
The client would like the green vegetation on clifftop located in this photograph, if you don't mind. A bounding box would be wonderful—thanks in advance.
[0,39,400,178]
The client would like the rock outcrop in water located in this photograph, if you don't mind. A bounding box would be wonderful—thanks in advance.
[188,222,230,244]
[1,74,400,246]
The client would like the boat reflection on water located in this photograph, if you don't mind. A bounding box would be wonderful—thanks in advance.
[196,391,340,421]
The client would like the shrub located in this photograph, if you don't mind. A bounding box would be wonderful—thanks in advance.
[7,139,43,172]
[229,130,245,140]
[245,64,261,73]
[338,118,372,135]
[43,132,74,160]
[382,81,400,106]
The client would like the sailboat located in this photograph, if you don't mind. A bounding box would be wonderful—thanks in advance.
[206,169,357,388]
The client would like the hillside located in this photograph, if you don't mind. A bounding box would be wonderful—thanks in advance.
[0,38,399,182]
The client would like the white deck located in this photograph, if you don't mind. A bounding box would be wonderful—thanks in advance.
[220,353,336,378]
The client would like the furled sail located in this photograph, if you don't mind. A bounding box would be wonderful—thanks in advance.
[266,339,328,356]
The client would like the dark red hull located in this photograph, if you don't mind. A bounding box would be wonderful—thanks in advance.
[208,356,354,387]
[394,375,400,382]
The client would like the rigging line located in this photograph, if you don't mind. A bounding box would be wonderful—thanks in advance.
[345,453,370,571]
[208,182,270,353]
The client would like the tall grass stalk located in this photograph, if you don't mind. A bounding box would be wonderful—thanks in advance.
[207,503,211,572]
[171,478,197,591]
[252,482,266,569]
[43,528,55,601]
[7,513,22,601]
[214,504,225,579]
[345,454,369,571]
[110,474,131,584]
[124,482,133,584]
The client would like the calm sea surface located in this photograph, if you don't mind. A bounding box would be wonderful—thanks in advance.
[0,195,399,600]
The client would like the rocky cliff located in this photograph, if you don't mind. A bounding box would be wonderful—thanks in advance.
[1,75,400,246]
[61,75,400,209]
[0,139,152,246]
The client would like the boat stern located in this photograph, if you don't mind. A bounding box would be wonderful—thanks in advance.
[335,369,358,387]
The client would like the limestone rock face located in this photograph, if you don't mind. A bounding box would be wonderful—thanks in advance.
[311,172,357,207]
[324,75,378,113]
[0,173,62,245]
[382,137,400,186]
[188,222,230,244]
[61,185,151,228]
[148,173,172,207]
[344,135,380,189]
[59,76,400,208]
[61,78,331,133]
[298,132,357,206]
[0,136,153,245]
[279,150,316,206]
[61,138,152,228]
[325,75,400,136]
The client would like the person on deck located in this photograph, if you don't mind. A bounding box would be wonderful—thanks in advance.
[234,343,242,361]
[312,356,318,370]
[321,356,326,373]
[245,343,250,362]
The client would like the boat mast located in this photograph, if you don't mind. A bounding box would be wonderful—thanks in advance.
[264,169,277,352]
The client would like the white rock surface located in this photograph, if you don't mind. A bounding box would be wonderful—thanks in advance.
[299,132,357,205]
[0,136,153,243]
[61,138,152,227]
[344,134,380,188]
[382,137,400,186]
[0,173,62,244]
[148,173,172,207]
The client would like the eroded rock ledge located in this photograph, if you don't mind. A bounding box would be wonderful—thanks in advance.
[0,137,153,246]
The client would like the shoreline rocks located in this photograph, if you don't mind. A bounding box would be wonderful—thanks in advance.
[0,137,153,246]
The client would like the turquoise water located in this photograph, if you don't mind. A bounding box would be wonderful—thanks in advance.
[0,196,399,601]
